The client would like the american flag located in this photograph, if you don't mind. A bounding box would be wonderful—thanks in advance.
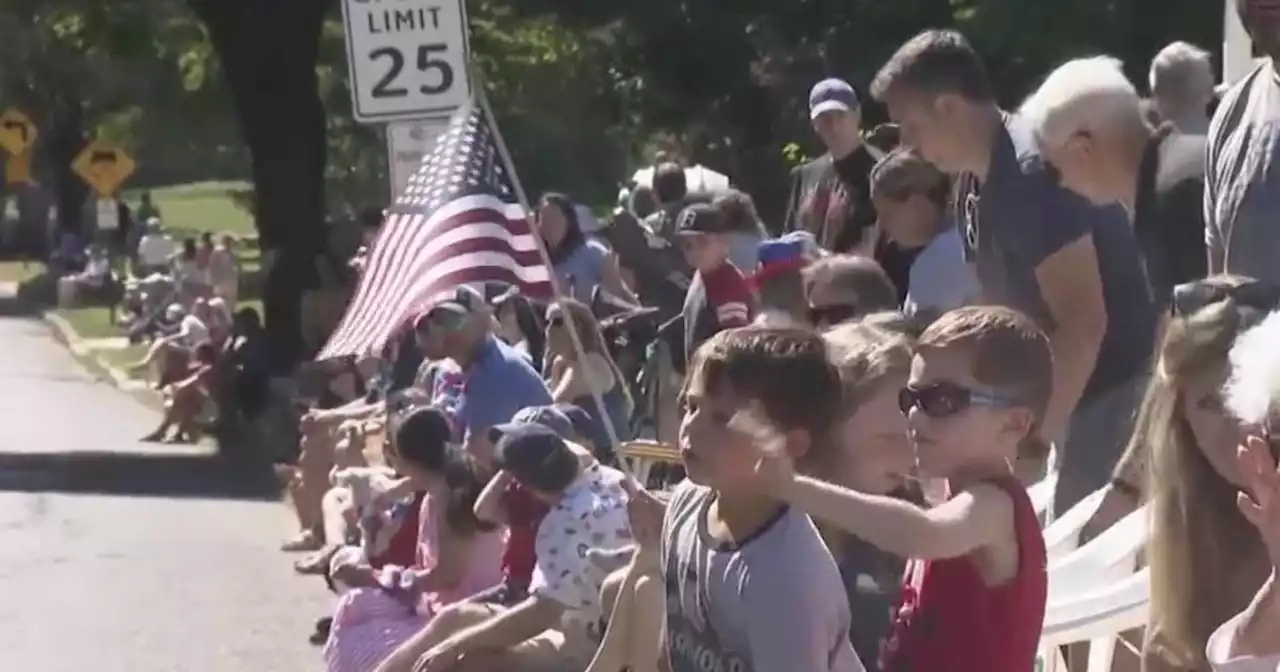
[318,103,553,360]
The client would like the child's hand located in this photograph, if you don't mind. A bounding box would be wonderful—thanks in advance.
[1237,435,1280,571]
[586,545,637,573]
[729,404,796,494]
[621,478,665,550]
[754,450,797,495]
[332,563,377,588]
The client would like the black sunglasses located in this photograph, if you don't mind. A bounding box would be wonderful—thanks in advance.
[808,303,860,327]
[545,315,565,329]
[897,382,1018,419]
[1169,280,1280,318]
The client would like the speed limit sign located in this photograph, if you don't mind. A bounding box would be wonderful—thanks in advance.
[340,0,472,123]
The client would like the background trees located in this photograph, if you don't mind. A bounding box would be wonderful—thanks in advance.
[0,0,1227,367]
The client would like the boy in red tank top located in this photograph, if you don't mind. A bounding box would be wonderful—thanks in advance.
[757,305,1050,672]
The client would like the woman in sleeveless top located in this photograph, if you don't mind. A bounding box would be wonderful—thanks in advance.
[542,298,633,462]
[536,192,637,305]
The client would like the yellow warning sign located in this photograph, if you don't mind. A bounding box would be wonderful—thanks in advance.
[0,108,37,155]
[71,140,136,196]
[5,150,32,186]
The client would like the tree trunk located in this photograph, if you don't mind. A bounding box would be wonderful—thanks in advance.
[45,96,89,239]
[191,0,333,373]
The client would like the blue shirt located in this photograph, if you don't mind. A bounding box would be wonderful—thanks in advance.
[456,335,552,439]
[955,112,1156,397]
[554,238,611,303]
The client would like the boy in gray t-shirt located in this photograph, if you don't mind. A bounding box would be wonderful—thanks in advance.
[663,481,863,672]
[656,327,865,672]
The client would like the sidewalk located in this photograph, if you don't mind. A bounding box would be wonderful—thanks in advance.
[0,280,151,394]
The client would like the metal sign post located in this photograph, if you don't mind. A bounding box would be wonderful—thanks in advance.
[340,0,473,123]
[385,118,449,201]
[72,142,135,323]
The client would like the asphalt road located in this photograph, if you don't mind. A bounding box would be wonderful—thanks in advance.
[0,298,331,672]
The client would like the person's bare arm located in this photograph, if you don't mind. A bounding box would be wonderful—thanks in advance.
[1035,235,1107,441]
[1230,571,1280,659]
[413,524,469,592]
[474,471,513,526]
[438,595,564,656]
[317,397,384,424]
[779,476,1013,560]
[602,252,640,305]
[371,477,415,511]
[551,355,610,404]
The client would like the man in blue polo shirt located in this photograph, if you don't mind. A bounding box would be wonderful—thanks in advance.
[419,285,551,460]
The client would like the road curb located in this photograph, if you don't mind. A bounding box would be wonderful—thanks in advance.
[40,306,153,394]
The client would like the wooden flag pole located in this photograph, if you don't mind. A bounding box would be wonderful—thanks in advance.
[470,67,624,456]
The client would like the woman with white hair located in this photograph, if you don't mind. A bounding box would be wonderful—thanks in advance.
[1208,308,1280,671]
[1021,55,1207,304]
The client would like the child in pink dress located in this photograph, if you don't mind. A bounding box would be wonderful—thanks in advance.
[324,407,505,672]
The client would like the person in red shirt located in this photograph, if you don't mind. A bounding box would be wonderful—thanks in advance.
[675,202,755,363]
[760,305,1050,672]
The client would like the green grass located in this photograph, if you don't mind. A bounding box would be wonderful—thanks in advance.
[59,305,125,340]
[31,180,268,345]
[0,260,43,284]
[123,180,256,241]
[59,297,264,342]
[121,179,262,288]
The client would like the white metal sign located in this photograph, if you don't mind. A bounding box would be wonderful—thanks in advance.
[1224,0,1264,86]
[341,0,472,123]
[386,119,450,201]
[96,198,119,231]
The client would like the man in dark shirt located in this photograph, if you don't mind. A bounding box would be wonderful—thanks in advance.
[872,31,1157,513]
[676,203,755,362]
[782,77,918,300]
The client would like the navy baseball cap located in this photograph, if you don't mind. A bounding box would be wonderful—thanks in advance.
[491,423,579,492]
[553,403,595,438]
[674,202,728,236]
[415,284,486,331]
[491,405,576,441]
[809,78,860,119]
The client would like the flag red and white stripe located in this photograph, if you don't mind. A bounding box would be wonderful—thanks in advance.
[318,104,552,360]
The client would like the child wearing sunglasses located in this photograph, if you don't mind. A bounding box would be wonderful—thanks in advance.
[760,305,1050,672]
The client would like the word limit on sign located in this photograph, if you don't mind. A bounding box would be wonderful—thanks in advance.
[342,0,472,123]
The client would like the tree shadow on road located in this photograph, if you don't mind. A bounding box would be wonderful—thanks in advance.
[0,294,38,318]
[0,449,285,501]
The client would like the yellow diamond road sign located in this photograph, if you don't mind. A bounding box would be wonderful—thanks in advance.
[0,108,37,155]
[71,140,136,196]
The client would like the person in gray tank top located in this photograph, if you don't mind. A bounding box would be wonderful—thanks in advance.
[1206,1,1280,283]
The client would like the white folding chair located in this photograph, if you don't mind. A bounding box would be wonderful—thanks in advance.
[617,440,680,486]
[1043,488,1107,563]
[1047,503,1148,601]
[1039,568,1150,672]
[1028,471,1059,521]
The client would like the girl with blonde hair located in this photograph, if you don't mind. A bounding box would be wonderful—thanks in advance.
[809,314,920,661]
[1098,276,1276,670]
[543,298,634,460]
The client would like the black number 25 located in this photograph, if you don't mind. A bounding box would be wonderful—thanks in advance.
[368,43,454,98]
